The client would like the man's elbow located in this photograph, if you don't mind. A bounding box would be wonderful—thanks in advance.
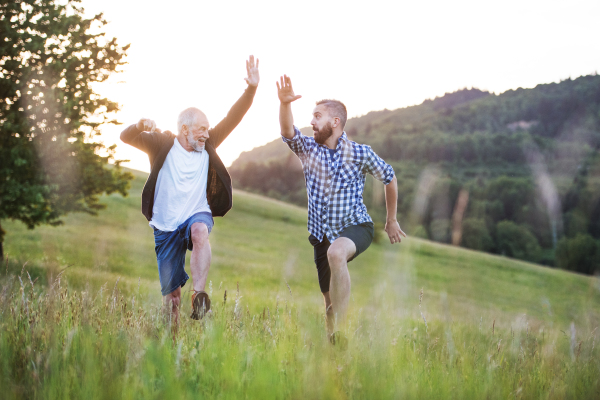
[120,124,135,143]
[281,131,295,140]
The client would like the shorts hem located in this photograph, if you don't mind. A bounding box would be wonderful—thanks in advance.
[161,275,189,297]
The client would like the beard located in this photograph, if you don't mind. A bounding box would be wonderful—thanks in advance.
[314,121,333,145]
[187,132,205,152]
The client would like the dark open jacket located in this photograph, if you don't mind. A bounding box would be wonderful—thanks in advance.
[120,85,256,221]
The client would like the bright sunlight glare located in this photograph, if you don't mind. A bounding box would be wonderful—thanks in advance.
[83,0,600,171]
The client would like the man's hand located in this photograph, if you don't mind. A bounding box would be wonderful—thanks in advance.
[277,75,302,104]
[385,219,407,244]
[136,118,161,133]
[244,55,260,87]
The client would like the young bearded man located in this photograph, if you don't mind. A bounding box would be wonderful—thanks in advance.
[121,56,260,326]
[276,75,406,341]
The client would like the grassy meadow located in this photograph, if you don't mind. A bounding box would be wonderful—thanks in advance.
[1,169,599,399]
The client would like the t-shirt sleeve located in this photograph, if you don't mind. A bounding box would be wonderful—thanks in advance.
[281,126,310,159]
[363,146,395,185]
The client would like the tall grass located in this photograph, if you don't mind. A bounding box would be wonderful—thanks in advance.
[1,266,598,399]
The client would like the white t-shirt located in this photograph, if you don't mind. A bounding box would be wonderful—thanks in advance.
[149,138,211,231]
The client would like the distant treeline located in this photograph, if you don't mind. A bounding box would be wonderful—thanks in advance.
[231,75,600,274]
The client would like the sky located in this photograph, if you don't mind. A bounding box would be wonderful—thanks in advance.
[82,0,600,172]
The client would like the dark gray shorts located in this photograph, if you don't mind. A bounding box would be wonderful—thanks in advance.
[308,222,374,293]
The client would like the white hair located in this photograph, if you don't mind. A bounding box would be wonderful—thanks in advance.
[177,107,204,134]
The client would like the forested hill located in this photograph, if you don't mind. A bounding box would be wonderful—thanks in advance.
[230,75,600,274]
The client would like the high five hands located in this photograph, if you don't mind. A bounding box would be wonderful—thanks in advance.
[244,55,260,87]
[277,75,302,104]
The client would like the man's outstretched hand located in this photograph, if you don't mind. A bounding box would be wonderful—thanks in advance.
[277,75,302,104]
[244,55,260,87]
[136,118,161,133]
[385,219,407,244]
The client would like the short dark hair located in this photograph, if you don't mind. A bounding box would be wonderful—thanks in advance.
[316,99,347,129]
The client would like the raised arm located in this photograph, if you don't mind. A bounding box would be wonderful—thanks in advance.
[384,176,407,244]
[120,118,161,153]
[209,56,260,148]
[277,75,302,139]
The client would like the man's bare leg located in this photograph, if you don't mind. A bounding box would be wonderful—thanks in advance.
[327,237,356,329]
[163,286,181,334]
[323,291,334,335]
[190,222,211,292]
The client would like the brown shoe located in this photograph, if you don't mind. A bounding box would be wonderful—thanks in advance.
[191,290,211,320]
[329,331,348,349]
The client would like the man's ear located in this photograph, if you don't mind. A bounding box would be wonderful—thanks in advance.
[333,117,340,128]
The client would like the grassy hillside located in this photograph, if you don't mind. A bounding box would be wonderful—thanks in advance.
[230,75,600,272]
[1,169,599,398]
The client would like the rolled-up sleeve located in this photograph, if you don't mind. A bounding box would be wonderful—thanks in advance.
[281,126,309,158]
[364,147,395,185]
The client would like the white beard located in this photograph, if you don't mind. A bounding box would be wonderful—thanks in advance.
[187,132,205,152]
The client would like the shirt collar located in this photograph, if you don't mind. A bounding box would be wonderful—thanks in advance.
[338,132,349,148]
[317,131,349,151]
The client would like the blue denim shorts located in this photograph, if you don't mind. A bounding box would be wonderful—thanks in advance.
[153,212,214,296]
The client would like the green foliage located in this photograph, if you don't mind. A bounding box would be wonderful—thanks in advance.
[0,0,133,254]
[410,224,429,239]
[496,220,542,263]
[232,156,306,206]
[430,218,450,243]
[230,75,600,272]
[555,234,600,275]
[461,218,494,252]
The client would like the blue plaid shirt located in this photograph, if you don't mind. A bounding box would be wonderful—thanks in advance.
[283,126,395,242]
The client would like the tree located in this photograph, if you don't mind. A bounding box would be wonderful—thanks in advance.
[0,0,133,258]
[496,221,541,263]
[555,234,600,275]
[461,218,494,252]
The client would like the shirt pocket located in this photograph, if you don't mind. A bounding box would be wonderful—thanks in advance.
[335,162,362,192]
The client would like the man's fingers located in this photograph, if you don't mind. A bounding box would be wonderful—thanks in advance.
[387,228,405,244]
[144,119,155,131]
[276,81,281,91]
[256,58,259,68]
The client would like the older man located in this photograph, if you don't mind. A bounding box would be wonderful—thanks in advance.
[121,56,259,325]
[276,75,406,342]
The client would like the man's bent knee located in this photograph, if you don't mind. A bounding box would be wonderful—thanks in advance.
[191,222,209,247]
[327,248,344,269]
[327,239,354,267]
